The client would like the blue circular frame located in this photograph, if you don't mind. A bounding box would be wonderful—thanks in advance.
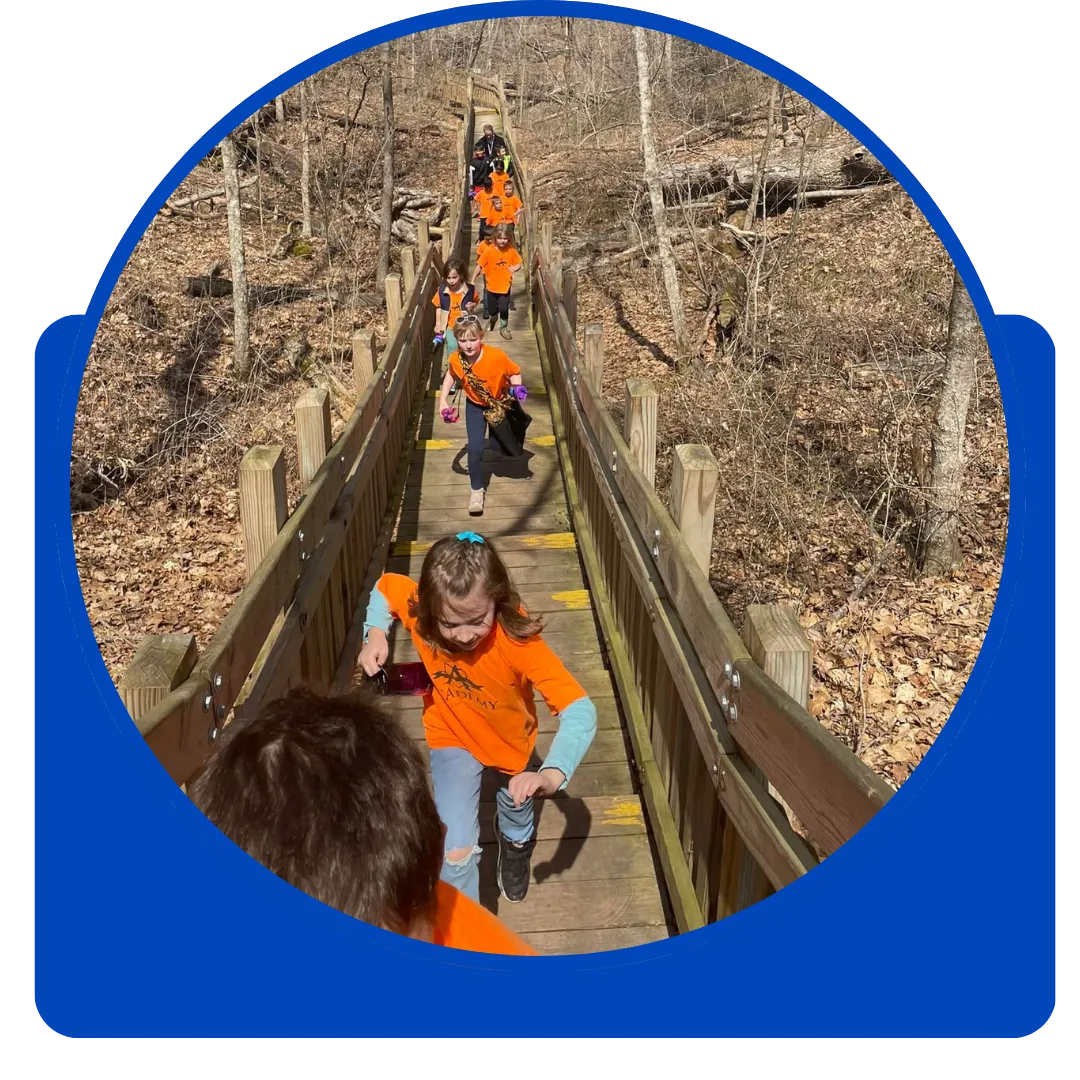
[37,2,1052,1037]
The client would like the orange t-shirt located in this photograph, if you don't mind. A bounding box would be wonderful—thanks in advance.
[375,573,586,774]
[430,283,477,330]
[432,881,536,955]
[447,344,520,405]
[489,172,510,197]
[476,244,523,295]
[489,194,522,224]
[474,189,495,220]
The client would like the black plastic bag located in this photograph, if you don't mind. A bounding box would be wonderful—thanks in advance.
[488,399,532,457]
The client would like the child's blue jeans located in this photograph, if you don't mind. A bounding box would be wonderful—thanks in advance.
[429,745,535,903]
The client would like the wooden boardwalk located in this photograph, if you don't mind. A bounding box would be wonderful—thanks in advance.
[348,108,674,955]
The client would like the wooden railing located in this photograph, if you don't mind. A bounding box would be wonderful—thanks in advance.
[120,89,477,786]
[461,70,894,925]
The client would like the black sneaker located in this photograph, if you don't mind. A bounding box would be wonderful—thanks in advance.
[494,809,536,903]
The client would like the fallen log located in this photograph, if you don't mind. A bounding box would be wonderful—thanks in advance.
[184,277,324,305]
[724,184,897,211]
[165,176,256,211]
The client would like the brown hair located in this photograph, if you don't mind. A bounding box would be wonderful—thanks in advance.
[409,535,543,653]
[188,688,442,936]
[491,223,516,246]
[443,258,468,282]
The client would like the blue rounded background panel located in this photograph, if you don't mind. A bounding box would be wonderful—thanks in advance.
[37,3,1054,1035]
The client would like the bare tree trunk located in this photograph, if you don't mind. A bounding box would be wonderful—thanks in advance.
[219,136,250,378]
[274,94,284,125]
[563,18,573,139]
[921,268,980,574]
[745,79,780,232]
[633,26,688,359]
[376,41,394,289]
[299,79,312,236]
[468,20,488,69]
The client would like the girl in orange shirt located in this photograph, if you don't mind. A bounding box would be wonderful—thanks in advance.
[430,258,478,356]
[437,312,524,514]
[359,533,598,905]
[472,224,523,340]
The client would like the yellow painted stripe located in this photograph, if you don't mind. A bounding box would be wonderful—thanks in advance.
[417,434,556,451]
[518,532,576,550]
[390,532,576,557]
[599,799,646,829]
[550,589,591,609]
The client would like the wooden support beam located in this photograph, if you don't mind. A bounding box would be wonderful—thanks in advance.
[541,220,552,264]
[583,323,604,389]
[384,273,403,331]
[401,246,416,294]
[239,445,288,580]
[295,388,331,488]
[669,444,718,575]
[624,378,658,486]
[119,634,198,725]
[550,245,563,294]
[561,266,578,335]
[352,329,377,406]
[417,218,430,253]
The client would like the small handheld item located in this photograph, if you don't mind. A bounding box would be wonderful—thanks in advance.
[432,331,445,349]
[441,406,459,423]
[511,385,528,401]
[373,662,434,696]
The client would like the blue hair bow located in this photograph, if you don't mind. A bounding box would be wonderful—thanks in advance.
[456,531,484,544]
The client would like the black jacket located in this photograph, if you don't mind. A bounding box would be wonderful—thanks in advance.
[473,133,508,161]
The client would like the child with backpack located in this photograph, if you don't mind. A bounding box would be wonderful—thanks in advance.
[437,312,525,515]
[430,258,479,356]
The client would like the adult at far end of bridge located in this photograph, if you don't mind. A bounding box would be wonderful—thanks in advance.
[471,123,511,189]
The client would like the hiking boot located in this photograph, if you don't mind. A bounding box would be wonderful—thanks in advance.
[468,488,485,515]
[488,316,498,331]
[500,326,512,340]
[495,811,536,903]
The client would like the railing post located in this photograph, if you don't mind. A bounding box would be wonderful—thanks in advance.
[120,632,202,791]
[417,218,430,254]
[583,323,605,389]
[295,388,331,488]
[540,221,552,264]
[440,214,452,262]
[624,378,658,485]
[669,444,719,574]
[239,445,288,580]
[119,634,198,724]
[401,246,416,294]
[384,272,403,331]
[744,604,811,823]
[562,266,578,335]
[353,329,377,406]
[550,245,563,294]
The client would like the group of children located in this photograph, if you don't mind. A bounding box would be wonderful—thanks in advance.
[187,131,587,956]
[430,131,528,518]
[192,532,597,956]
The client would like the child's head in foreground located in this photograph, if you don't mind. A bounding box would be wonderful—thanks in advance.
[189,687,443,939]
[410,533,542,653]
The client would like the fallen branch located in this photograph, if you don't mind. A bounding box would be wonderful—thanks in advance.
[164,176,256,211]
[726,184,898,211]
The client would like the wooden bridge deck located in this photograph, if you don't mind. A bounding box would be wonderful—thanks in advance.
[346,108,674,953]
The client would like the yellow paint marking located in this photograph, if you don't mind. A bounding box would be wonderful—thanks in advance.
[518,532,576,550]
[550,589,591,609]
[417,434,556,451]
[391,539,434,556]
[600,799,646,828]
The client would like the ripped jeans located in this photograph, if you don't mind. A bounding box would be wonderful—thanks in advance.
[429,746,535,903]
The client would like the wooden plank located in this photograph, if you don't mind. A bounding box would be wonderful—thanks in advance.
[478,834,655,886]
[394,514,568,541]
[583,322,604,389]
[479,878,665,933]
[401,246,416,293]
[733,660,892,856]
[477,795,646,842]
[352,329,377,407]
[396,484,567,511]
[390,531,575,557]
[520,925,670,955]
[384,272,403,330]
